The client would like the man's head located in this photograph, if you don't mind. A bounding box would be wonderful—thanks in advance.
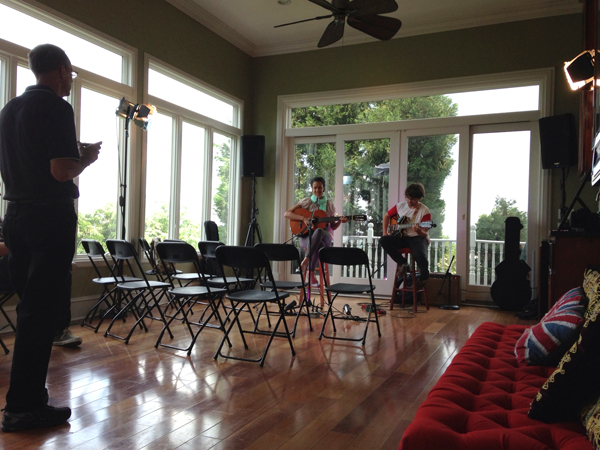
[405,183,425,207]
[27,44,75,97]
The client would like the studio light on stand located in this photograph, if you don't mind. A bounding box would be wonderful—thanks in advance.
[115,97,156,240]
[564,49,595,90]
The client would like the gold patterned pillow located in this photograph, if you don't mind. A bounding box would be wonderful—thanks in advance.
[582,267,600,319]
[581,396,600,449]
[529,309,600,423]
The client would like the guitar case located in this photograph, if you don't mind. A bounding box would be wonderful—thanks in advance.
[490,217,532,311]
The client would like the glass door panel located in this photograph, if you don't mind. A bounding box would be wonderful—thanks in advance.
[406,134,460,275]
[469,130,530,291]
[291,141,336,272]
[341,138,390,285]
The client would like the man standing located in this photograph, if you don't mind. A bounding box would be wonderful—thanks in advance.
[0,44,100,432]
[380,182,431,288]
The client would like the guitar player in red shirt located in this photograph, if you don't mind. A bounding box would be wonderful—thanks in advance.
[380,182,432,289]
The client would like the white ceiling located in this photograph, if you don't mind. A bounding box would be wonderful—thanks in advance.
[166,0,582,57]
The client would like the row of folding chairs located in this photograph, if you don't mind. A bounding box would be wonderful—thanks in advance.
[80,239,381,366]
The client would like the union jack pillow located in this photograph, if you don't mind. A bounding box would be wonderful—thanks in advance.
[515,287,587,366]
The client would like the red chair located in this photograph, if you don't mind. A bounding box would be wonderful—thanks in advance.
[390,247,429,314]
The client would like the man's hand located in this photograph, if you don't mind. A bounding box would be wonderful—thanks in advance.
[50,141,102,182]
[78,141,101,167]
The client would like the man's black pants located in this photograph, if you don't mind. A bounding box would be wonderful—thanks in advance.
[3,199,76,412]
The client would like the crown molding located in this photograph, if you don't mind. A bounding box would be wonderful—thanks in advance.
[165,0,258,56]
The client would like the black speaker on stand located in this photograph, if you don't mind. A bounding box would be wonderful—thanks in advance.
[242,135,265,246]
[539,114,578,226]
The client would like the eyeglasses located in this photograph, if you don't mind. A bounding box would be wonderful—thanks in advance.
[71,70,78,79]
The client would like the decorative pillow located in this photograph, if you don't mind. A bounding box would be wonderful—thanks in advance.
[515,287,587,366]
[581,395,600,449]
[583,266,600,319]
[528,308,600,423]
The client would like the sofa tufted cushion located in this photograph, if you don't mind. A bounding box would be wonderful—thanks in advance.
[514,287,587,366]
[529,308,600,424]
[400,322,591,450]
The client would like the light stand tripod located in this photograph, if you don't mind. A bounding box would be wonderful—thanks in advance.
[244,174,262,246]
[115,97,155,240]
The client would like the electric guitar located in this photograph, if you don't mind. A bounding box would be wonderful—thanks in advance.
[388,215,436,237]
[290,208,367,237]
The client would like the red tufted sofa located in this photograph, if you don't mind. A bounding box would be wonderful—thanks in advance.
[399,321,592,450]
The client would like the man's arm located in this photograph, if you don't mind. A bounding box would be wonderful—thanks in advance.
[382,212,390,236]
[50,142,101,182]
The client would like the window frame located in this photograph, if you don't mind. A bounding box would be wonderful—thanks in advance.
[141,55,244,244]
[274,68,553,300]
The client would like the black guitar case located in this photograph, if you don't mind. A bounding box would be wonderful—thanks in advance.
[490,217,532,311]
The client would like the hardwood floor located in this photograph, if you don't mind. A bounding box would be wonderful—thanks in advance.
[0,298,536,449]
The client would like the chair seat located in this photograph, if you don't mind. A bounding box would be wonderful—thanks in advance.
[93,276,140,285]
[117,280,170,290]
[261,280,303,290]
[169,285,226,297]
[227,290,290,303]
[326,282,375,295]
[208,276,253,286]
[172,273,202,281]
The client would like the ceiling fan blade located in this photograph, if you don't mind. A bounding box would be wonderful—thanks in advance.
[318,19,345,48]
[347,14,401,41]
[275,14,333,28]
[309,0,339,14]
[347,0,398,16]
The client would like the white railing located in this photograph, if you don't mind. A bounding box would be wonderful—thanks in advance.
[341,223,523,287]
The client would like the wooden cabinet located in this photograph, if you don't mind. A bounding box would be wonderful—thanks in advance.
[547,232,600,310]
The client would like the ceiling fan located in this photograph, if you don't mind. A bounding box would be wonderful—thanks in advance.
[275,0,402,48]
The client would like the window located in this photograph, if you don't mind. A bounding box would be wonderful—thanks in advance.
[0,1,127,83]
[291,86,540,128]
[144,59,242,244]
[0,0,135,254]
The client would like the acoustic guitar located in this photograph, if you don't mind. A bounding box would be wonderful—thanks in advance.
[290,208,367,237]
[388,214,436,237]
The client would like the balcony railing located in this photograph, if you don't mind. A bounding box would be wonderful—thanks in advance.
[340,223,523,287]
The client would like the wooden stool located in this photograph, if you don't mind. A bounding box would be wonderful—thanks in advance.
[390,247,429,314]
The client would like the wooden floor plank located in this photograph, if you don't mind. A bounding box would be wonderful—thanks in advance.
[0,298,536,449]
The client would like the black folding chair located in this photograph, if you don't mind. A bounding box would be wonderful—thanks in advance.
[204,220,219,241]
[0,291,15,354]
[318,246,381,345]
[215,245,296,366]
[254,243,313,337]
[154,241,229,355]
[104,239,174,344]
[81,239,141,332]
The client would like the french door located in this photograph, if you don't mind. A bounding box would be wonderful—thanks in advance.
[286,121,542,304]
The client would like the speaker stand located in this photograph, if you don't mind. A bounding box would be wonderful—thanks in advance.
[557,168,591,231]
[245,174,262,246]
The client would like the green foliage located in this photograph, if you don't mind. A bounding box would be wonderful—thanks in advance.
[212,141,230,241]
[291,96,458,238]
[475,197,527,241]
[77,203,117,253]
